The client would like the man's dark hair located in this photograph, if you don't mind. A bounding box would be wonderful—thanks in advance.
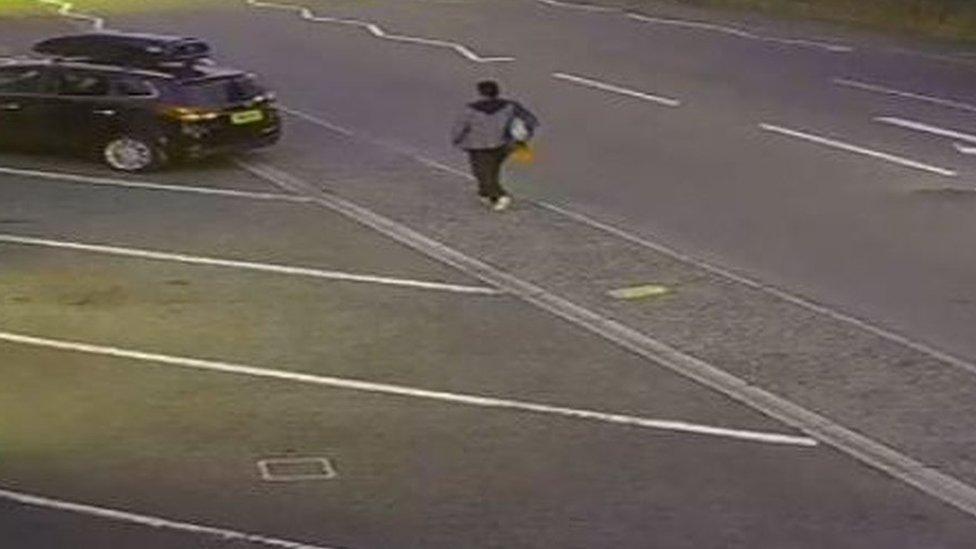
[477,80,500,98]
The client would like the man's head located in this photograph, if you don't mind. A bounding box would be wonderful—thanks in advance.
[477,80,500,99]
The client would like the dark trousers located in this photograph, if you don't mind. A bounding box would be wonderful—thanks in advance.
[467,147,510,201]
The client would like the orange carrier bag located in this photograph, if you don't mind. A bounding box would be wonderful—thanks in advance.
[510,143,535,164]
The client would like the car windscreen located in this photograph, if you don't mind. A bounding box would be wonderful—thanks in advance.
[174,74,265,108]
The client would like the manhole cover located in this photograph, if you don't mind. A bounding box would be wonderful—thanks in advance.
[257,457,337,482]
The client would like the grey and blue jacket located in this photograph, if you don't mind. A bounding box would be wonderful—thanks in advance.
[451,98,539,151]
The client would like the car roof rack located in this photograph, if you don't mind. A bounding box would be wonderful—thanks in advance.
[32,32,212,68]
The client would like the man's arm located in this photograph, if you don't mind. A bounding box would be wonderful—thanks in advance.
[512,102,539,131]
[451,109,472,146]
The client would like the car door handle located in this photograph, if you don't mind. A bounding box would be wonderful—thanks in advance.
[0,102,21,111]
[93,109,116,116]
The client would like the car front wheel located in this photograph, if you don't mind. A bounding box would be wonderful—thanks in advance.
[102,136,166,172]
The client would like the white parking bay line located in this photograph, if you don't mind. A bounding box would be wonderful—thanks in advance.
[0,234,502,296]
[553,72,681,107]
[0,487,335,549]
[875,117,976,145]
[0,165,313,203]
[759,123,957,177]
[0,330,817,447]
[834,78,976,114]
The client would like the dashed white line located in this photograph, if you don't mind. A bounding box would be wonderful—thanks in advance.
[243,0,514,63]
[628,13,754,38]
[0,487,335,549]
[955,143,976,155]
[0,233,503,296]
[834,78,976,114]
[759,123,958,177]
[552,72,681,107]
[0,330,817,447]
[0,165,314,203]
[533,0,851,52]
[627,13,852,52]
[875,116,976,145]
[534,0,619,12]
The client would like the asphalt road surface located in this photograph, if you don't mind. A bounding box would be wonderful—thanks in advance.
[4,1,976,547]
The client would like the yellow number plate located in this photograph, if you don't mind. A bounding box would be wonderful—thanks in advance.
[231,110,264,125]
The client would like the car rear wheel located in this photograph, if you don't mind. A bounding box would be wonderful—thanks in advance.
[102,136,166,172]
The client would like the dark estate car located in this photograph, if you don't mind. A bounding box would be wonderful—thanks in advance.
[0,32,280,172]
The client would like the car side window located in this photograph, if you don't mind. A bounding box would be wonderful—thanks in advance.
[57,70,110,97]
[0,67,43,94]
[112,77,157,97]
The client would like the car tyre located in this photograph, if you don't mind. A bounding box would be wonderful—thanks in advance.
[102,135,167,173]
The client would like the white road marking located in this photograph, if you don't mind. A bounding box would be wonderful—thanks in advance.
[534,0,618,12]
[413,155,472,178]
[955,143,976,155]
[834,78,976,114]
[0,233,503,296]
[759,123,957,177]
[279,105,976,380]
[607,284,670,300]
[627,13,852,52]
[235,160,976,518]
[0,487,335,549]
[0,165,313,203]
[532,0,850,52]
[243,0,514,63]
[875,116,976,145]
[0,330,817,447]
[552,72,681,107]
[36,0,106,30]
[277,105,355,137]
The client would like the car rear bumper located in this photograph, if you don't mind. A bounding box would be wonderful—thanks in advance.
[170,124,281,160]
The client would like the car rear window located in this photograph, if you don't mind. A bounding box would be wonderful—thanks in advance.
[175,74,265,107]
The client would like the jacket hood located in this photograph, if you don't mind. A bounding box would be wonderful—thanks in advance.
[469,98,509,115]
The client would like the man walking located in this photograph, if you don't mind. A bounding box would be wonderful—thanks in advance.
[451,80,539,211]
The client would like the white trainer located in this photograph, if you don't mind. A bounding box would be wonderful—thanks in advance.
[492,195,512,211]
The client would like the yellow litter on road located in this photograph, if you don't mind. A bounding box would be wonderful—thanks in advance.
[607,284,670,300]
